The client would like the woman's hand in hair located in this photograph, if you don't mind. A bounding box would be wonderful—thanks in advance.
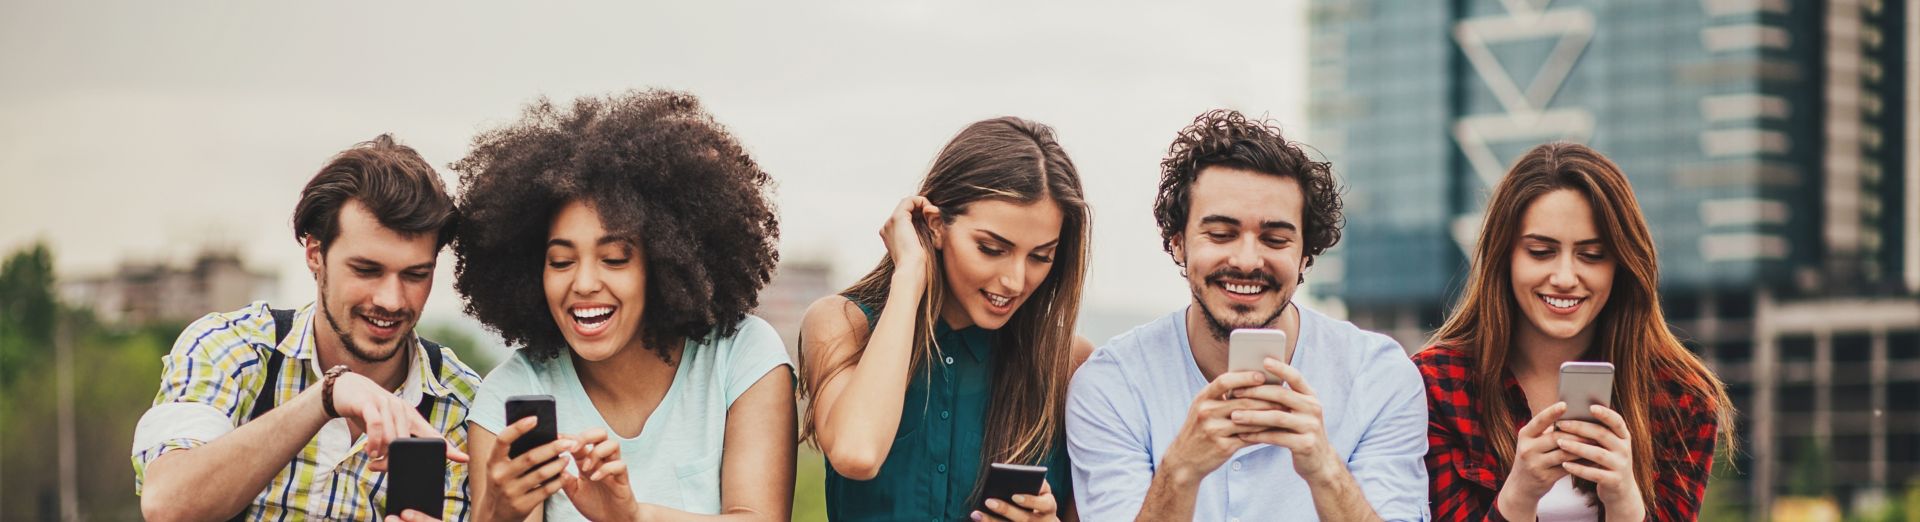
[561,428,640,522]
[1554,406,1645,521]
[880,196,940,281]
[972,481,1060,522]
[1495,402,1574,521]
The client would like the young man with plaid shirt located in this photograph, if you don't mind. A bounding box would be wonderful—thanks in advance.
[131,135,481,521]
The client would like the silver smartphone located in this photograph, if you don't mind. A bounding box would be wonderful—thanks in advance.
[1558,361,1615,422]
[1228,329,1291,384]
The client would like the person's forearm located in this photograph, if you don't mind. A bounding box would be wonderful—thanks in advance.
[142,387,328,521]
[817,274,923,477]
[1305,465,1383,522]
[634,503,786,522]
[1493,486,1538,522]
[1135,465,1201,522]
[1603,498,1645,522]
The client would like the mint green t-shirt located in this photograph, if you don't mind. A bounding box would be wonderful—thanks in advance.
[469,315,792,520]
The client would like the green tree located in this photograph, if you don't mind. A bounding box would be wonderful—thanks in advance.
[1788,437,1833,497]
[0,242,179,519]
[0,241,58,383]
[1701,447,1750,522]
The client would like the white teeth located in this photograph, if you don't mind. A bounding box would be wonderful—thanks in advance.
[1223,283,1265,295]
[984,292,1011,307]
[369,318,397,328]
[572,306,613,319]
[1543,296,1580,309]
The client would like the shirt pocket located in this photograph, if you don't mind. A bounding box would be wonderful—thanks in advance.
[672,449,724,512]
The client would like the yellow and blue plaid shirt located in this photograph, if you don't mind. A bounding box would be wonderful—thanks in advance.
[131,301,481,521]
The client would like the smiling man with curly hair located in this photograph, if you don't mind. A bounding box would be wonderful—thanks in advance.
[1066,110,1429,521]
[452,89,794,522]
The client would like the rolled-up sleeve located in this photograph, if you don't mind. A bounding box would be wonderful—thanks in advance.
[1066,350,1154,520]
[130,311,268,495]
[1347,338,1431,521]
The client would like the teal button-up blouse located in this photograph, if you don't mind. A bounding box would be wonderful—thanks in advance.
[822,301,1073,522]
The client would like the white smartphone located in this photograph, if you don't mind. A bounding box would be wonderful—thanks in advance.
[1558,361,1615,423]
[1228,329,1291,384]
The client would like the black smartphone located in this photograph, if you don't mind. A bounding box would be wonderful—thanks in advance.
[978,463,1048,513]
[385,437,446,519]
[505,394,557,459]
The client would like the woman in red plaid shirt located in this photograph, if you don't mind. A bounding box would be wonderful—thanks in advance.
[1413,142,1735,521]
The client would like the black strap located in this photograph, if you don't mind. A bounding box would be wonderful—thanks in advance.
[244,308,444,422]
[243,309,295,422]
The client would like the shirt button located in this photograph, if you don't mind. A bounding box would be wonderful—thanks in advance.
[1231,518,1242,522]
[940,410,951,420]
[937,464,947,473]
[1231,461,1243,472]
[945,356,955,365]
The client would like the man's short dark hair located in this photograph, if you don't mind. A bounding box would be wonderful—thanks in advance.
[292,134,458,251]
[1152,110,1344,267]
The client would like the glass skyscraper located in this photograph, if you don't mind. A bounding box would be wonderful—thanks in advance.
[1310,0,1914,516]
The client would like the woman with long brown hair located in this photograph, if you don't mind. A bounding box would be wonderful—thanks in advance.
[797,117,1092,521]
[1416,142,1735,521]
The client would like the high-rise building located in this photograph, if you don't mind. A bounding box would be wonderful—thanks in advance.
[1310,0,1915,516]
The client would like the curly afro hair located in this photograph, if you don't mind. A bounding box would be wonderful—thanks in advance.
[451,89,780,360]
[1152,109,1343,268]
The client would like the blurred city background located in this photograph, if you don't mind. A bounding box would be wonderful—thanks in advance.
[0,1,1912,520]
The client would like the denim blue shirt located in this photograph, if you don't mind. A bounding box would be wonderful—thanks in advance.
[1066,305,1429,521]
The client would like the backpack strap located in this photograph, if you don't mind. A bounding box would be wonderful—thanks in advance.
[243,308,296,422]
[414,338,445,420]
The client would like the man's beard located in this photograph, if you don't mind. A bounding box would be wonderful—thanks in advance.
[1189,266,1293,342]
[317,271,411,364]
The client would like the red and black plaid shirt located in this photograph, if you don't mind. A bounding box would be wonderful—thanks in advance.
[1414,345,1719,521]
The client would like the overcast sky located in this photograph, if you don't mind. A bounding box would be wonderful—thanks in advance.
[0,1,1311,335]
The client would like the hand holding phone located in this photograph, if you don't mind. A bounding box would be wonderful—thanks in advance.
[504,395,557,459]
[1228,329,1291,384]
[1557,361,1615,423]
[385,437,446,520]
[978,463,1049,515]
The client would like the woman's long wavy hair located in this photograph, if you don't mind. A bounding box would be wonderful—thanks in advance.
[1427,142,1735,508]
[797,117,1090,500]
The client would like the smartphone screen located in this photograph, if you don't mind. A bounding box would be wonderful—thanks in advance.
[385,437,446,519]
[1228,329,1291,384]
[505,394,557,459]
[978,463,1048,513]
[1558,361,1615,423]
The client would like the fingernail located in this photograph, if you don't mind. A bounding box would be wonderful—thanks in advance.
[971,512,984,521]
[986,499,1001,509]
[1011,494,1027,503]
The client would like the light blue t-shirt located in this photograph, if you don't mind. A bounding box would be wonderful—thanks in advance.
[469,315,792,520]
[1066,305,1429,521]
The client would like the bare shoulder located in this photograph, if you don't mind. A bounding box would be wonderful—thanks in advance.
[801,295,872,358]
[1069,334,1097,376]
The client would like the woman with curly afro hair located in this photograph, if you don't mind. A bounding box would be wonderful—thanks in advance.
[796,117,1094,522]
[454,90,792,522]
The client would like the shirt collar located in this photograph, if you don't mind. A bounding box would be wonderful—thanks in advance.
[283,302,447,401]
[934,319,992,363]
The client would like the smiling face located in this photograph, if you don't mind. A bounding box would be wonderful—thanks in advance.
[1175,166,1307,340]
[934,198,1064,330]
[306,199,438,363]
[543,200,648,361]
[1509,189,1616,346]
